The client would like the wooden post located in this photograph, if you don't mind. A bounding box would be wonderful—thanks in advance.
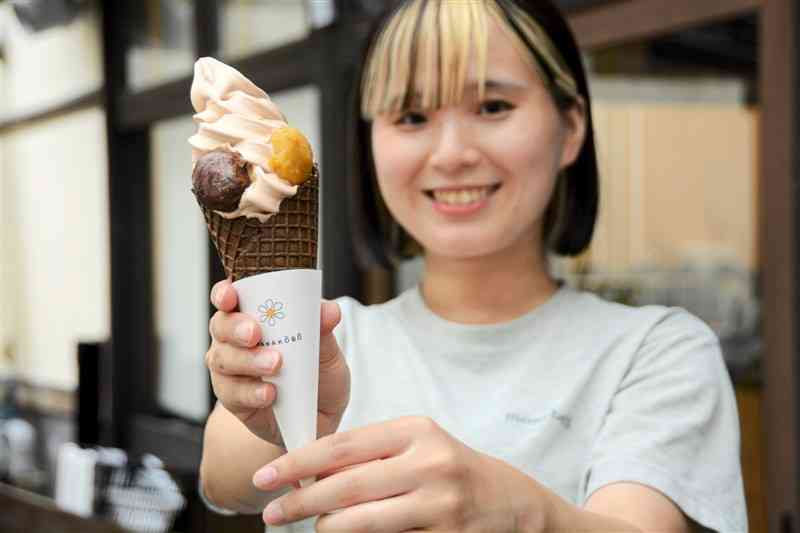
[760,0,800,530]
[101,0,157,448]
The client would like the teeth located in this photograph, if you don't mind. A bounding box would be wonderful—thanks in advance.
[432,187,493,205]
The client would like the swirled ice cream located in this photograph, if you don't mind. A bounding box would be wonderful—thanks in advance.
[188,57,314,222]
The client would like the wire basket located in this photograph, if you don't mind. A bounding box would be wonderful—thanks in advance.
[94,452,186,533]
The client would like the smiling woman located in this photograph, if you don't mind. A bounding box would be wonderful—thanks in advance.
[198,1,747,532]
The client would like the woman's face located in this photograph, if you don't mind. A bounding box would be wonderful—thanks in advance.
[370,19,585,263]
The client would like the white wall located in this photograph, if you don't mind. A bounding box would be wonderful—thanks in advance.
[0,6,108,389]
[152,116,210,421]
[3,108,110,389]
[0,131,13,378]
[2,5,102,112]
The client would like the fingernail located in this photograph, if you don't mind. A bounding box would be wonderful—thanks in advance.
[264,500,284,524]
[235,322,253,342]
[211,285,222,307]
[254,466,278,488]
[253,351,277,371]
[256,385,271,404]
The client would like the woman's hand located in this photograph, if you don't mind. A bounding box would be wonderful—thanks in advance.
[251,416,550,532]
[206,278,351,448]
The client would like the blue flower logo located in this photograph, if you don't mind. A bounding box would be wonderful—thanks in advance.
[258,299,286,326]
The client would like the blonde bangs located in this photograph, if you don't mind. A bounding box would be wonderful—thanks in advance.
[361,0,490,119]
[360,0,580,120]
[495,0,578,98]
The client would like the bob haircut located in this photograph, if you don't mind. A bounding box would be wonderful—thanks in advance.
[348,0,599,269]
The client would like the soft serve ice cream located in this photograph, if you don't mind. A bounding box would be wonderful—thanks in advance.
[189,57,314,222]
[188,62,322,496]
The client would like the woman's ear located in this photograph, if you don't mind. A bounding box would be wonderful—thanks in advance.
[559,96,587,170]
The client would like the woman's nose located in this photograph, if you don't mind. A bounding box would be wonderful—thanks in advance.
[428,120,481,174]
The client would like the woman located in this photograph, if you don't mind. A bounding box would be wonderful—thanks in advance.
[200,1,747,531]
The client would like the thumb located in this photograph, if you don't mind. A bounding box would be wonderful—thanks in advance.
[319,300,343,369]
[211,277,238,312]
[320,300,341,337]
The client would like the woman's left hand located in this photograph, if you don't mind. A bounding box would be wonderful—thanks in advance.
[252,416,549,532]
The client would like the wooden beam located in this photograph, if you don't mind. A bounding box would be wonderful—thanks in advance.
[0,483,125,533]
[116,77,192,131]
[102,0,158,448]
[760,0,800,531]
[568,0,761,50]
[194,0,219,58]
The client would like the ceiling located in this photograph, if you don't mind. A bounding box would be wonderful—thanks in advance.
[648,15,757,75]
[554,0,758,76]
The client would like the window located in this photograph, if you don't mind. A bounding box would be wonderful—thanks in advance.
[127,0,195,92]
[219,0,317,61]
[151,115,210,421]
[0,2,102,114]
[2,108,110,389]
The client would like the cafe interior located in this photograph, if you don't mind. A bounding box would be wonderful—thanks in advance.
[0,0,797,531]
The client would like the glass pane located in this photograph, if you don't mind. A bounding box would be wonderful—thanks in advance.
[128,0,195,92]
[1,108,110,389]
[0,3,102,114]
[152,115,210,421]
[220,0,311,61]
[270,85,324,269]
[554,16,760,379]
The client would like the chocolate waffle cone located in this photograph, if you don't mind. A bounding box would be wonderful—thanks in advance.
[202,166,318,281]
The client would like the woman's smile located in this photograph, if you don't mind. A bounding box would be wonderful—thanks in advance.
[424,184,502,215]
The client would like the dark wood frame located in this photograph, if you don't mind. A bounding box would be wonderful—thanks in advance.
[758,1,800,530]
[0,0,794,531]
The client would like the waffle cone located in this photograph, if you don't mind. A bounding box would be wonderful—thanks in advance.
[201,166,318,281]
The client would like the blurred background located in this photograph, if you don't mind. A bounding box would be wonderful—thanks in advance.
[0,0,796,532]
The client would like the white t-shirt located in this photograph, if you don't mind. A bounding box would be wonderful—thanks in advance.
[260,285,746,532]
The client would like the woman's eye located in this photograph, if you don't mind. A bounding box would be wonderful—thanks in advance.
[395,112,427,126]
[479,100,514,115]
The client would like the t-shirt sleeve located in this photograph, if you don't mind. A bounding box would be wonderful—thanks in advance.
[581,309,747,533]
